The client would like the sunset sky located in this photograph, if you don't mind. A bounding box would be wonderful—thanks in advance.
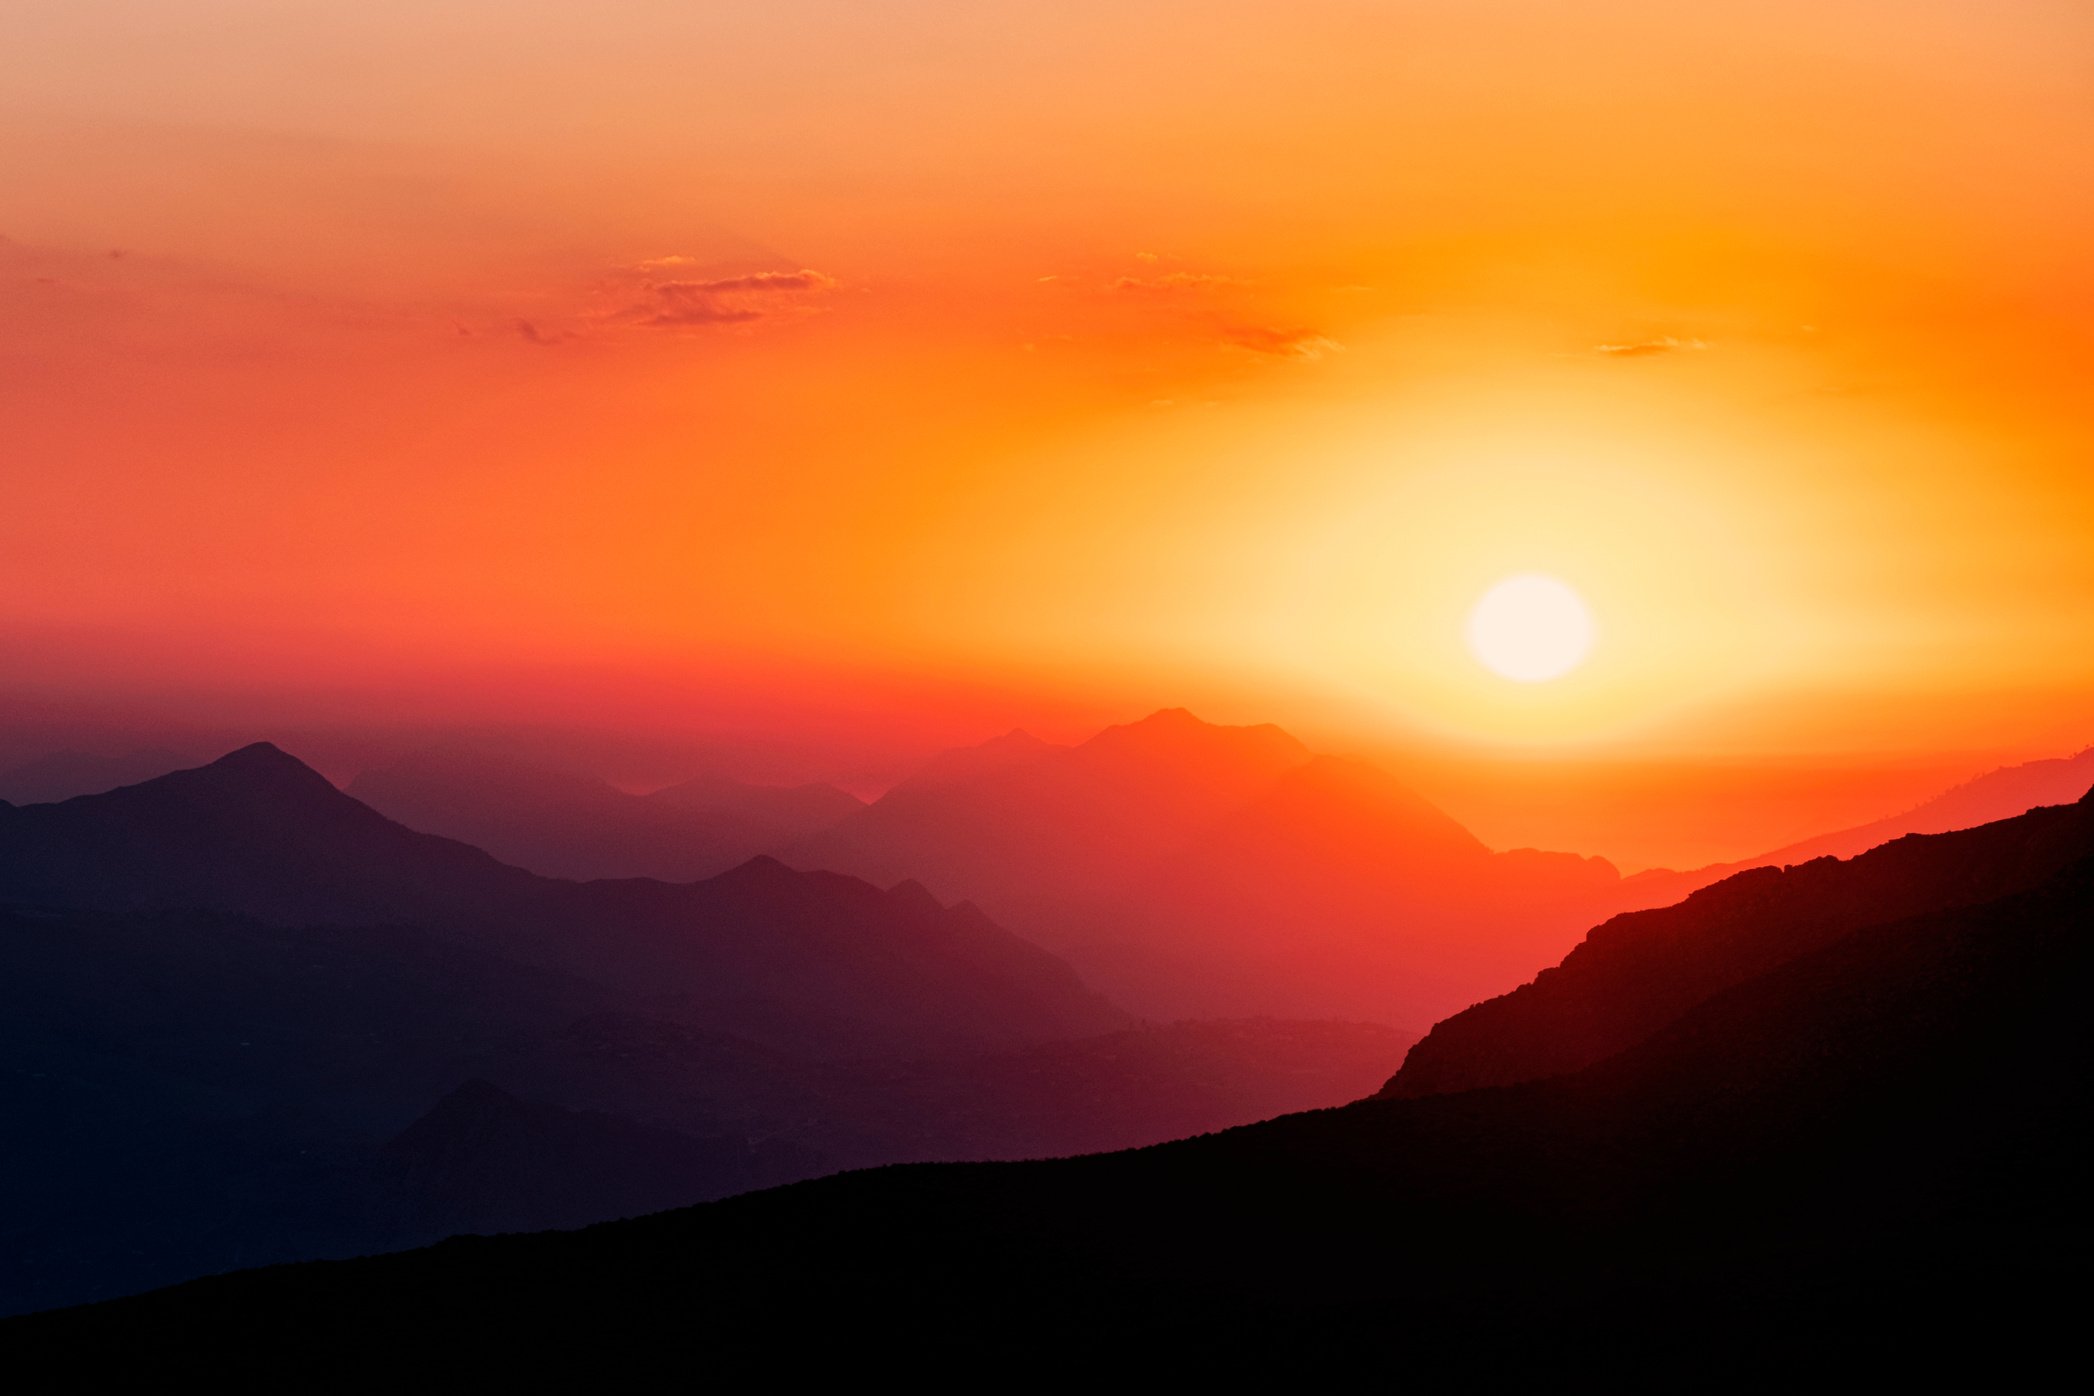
[5,2,2092,866]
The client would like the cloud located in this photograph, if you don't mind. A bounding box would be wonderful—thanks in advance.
[661,268,838,294]
[513,318,576,346]
[1112,271,1244,292]
[1593,335,1709,357]
[626,265,838,329]
[1222,325,1342,361]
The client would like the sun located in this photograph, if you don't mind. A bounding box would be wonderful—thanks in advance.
[1466,574,1596,682]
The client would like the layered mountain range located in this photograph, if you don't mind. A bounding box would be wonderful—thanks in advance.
[29,718,2088,1033]
[0,743,1408,1314]
[346,744,864,883]
[16,780,2087,1379]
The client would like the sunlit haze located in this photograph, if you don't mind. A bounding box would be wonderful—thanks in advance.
[5,1,2092,868]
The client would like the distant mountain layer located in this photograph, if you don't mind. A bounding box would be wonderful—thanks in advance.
[347,745,862,883]
[1616,745,2094,908]
[18,807,2086,1379]
[780,709,1620,1025]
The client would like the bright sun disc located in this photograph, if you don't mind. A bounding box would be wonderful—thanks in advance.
[1466,574,1595,682]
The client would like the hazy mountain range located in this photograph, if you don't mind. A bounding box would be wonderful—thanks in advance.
[0,743,1409,1314]
[12,719,2089,1033]
[16,778,2086,1378]
[346,744,864,883]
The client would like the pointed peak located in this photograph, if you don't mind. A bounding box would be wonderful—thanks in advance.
[212,740,301,767]
[887,878,944,914]
[199,742,334,787]
[717,853,796,881]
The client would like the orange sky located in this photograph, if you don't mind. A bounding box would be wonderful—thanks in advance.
[4,2,2092,866]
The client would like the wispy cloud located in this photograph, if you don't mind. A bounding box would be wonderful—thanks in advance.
[1112,271,1246,292]
[1222,325,1342,361]
[513,318,576,346]
[626,263,839,329]
[1593,335,1710,357]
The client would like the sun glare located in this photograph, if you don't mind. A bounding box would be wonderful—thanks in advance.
[1466,574,1596,682]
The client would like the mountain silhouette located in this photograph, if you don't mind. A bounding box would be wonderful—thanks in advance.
[1382,780,2094,1098]
[0,742,536,925]
[15,802,2084,1380]
[0,743,1120,1057]
[348,744,861,882]
[0,750,1413,1314]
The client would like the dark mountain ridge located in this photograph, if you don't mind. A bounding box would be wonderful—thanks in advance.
[1382,780,2094,1098]
[16,822,2085,1379]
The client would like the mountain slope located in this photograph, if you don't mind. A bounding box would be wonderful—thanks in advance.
[1382,782,2094,1098]
[17,841,2085,1379]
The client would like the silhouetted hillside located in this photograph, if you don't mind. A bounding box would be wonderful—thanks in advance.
[348,744,861,882]
[17,839,2084,1379]
[1383,783,2094,1098]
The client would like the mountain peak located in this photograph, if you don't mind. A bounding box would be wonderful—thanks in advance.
[887,878,944,914]
[190,742,340,798]
[1084,709,1310,767]
[212,741,301,769]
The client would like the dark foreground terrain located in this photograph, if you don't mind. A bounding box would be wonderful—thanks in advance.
[13,793,2089,1380]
